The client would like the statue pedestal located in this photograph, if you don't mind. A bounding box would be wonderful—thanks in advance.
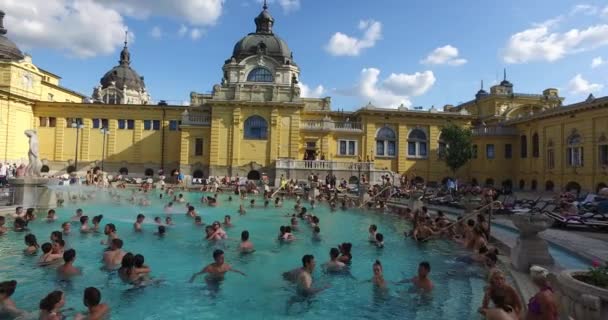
[8,177,55,210]
[511,213,555,272]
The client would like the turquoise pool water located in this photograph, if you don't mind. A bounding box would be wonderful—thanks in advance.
[1,189,492,319]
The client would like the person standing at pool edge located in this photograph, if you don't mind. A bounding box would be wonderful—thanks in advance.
[190,249,246,283]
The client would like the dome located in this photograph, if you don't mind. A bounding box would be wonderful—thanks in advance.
[99,41,146,91]
[0,11,24,61]
[229,2,295,65]
[475,80,489,99]
[500,68,513,87]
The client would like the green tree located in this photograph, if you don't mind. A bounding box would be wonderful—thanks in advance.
[439,124,472,175]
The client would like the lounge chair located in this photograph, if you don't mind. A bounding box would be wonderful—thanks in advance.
[543,209,608,230]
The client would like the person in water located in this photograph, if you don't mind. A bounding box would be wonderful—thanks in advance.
[223,215,233,228]
[155,226,166,237]
[57,249,81,279]
[134,214,145,232]
[324,247,345,272]
[103,238,126,269]
[74,287,110,320]
[91,215,103,232]
[368,224,378,242]
[479,290,518,320]
[410,261,434,292]
[39,242,62,265]
[0,280,23,318]
[71,208,84,222]
[38,290,65,320]
[24,233,39,255]
[239,230,254,253]
[61,222,71,235]
[296,254,327,297]
[46,209,57,222]
[526,265,558,320]
[0,216,7,235]
[337,243,352,264]
[371,260,386,289]
[189,249,246,283]
[480,270,523,316]
[79,216,90,233]
[101,223,118,245]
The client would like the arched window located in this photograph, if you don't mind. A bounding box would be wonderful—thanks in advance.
[376,127,396,157]
[247,67,273,82]
[119,167,129,175]
[598,134,608,167]
[547,139,555,169]
[519,179,525,190]
[244,116,268,140]
[532,133,539,158]
[520,135,528,158]
[408,129,428,158]
[545,181,554,191]
[531,180,538,191]
[485,178,494,186]
[192,169,204,179]
[566,131,583,167]
[144,168,154,177]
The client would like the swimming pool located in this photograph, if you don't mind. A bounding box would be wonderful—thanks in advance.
[1,188,491,319]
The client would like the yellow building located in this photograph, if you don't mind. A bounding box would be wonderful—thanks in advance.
[1,7,607,192]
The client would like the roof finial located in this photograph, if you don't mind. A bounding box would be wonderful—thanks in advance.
[503,68,507,81]
[263,0,268,10]
[124,30,128,48]
[480,80,484,90]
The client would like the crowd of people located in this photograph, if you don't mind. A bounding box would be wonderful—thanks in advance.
[0,173,561,320]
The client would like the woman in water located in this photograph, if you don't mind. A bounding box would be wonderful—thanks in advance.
[479,291,518,320]
[39,243,62,265]
[46,210,57,222]
[118,253,142,285]
[0,280,23,318]
[480,270,522,316]
[74,287,110,320]
[526,266,558,320]
[337,242,352,265]
[371,260,386,289]
[91,215,103,232]
[24,233,39,255]
[38,290,65,320]
[79,216,90,233]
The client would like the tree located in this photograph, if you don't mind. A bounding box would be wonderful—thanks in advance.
[439,123,472,175]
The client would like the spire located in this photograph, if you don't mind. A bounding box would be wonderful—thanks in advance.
[0,10,7,35]
[119,30,130,65]
[503,68,507,81]
[255,0,274,34]
[480,80,484,90]
[500,67,513,87]
[263,0,268,10]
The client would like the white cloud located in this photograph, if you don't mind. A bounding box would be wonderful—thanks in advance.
[300,83,325,98]
[2,0,128,58]
[568,74,603,95]
[421,45,467,66]
[503,23,608,63]
[178,24,189,37]
[150,26,162,39]
[325,20,382,56]
[190,28,203,40]
[99,0,224,26]
[591,56,605,68]
[570,4,598,16]
[350,68,435,108]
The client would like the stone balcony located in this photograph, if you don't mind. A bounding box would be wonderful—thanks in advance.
[472,126,518,136]
[301,119,363,133]
[181,110,211,126]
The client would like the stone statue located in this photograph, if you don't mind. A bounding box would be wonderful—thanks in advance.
[24,130,42,177]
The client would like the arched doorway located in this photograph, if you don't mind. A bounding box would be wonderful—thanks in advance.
[545,181,555,191]
[144,168,154,177]
[119,167,129,175]
[41,165,50,173]
[597,182,608,193]
[413,176,425,185]
[192,170,204,179]
[565,181,581,194]
[501,180,513,193]
[519,179,526,190]
[471,178,478,186]
[247,170,261,180]
[348,176,359,184]
[531,180,538,191]
[485,178,494,186]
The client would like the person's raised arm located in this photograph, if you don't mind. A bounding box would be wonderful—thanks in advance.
[189,266,208,282]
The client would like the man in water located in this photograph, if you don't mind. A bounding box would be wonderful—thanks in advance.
[134,214,145,232]
[239,231,254,253]
[189,249,246,283]
[57,249,81,279]
[411,261,433,292]
[324,248,345,272]
[71,208,84,222]
[296,255,327,297]
[102,239,125,270]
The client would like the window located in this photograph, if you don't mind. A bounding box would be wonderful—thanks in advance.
[532,133,539,158]
[472,145,478,159]
[437,136,446,160]
[566,131,583,167]
[407,129,428,158]
[47,93,54,101]
[169,120,181,131]
[486,144,495,159]
[504,144,512,159]
[144,120,160,131]
[194,138,203,156]
[66,118,83,128]
[338,140,357,156]
[547,149,555,169]
[376,127,396,157]
[244,116,268,139]
[92,119,108,129]
[118,119,126,130]
[39,117,55,127]
[599,136,608,167]
[247,67,274,82]
[520,135,527,158]
[127,120,134,130]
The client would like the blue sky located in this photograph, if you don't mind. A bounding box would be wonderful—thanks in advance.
[3,0,608,109]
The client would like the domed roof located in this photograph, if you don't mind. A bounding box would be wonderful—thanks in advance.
[500,68,513,87]
[0,11,24,61]
[230,2,295,65]
[475,80,489,99]
[99,40,146,91]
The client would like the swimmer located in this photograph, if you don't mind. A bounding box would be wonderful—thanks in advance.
[24,208,36,222]
[13,218,27,232]
[0,216,7,235]
[134,214,145,232]
[0,280,24,318]
[61,222,71,235]
[24,233,39,255]
[71,208,84,222]
[57,249,81,279]
[38,243,62,265]
[223,215,233,228]
[103,239,125,269]
[239,230,254,253]
[155,226,166,237]
[133,254,151,277]
[38,290,65,320]
[371,260,386,289]
[164,202,174,213]
[290,217,299,231]
[282,226,296,241]
[91,215,103,232]
[337,243,352,265]
[238,204,246,215]
[189,249,246,283]
[118,253,141,284]
[79,216,90,233]
[187,206,197,218]
[296,255,327,297]
[375,233,384,249]
[154,217,162,225]
[194,216,204,226]
[52,240,65,255]
[101,223,118,245]
[205,226,219,241]
[13,206,24,219]
[46,210,57,222]
[250,199,255,208]
[74,287,109,320]
[368,224,378,242]
[324,248,345,272]
[176,194,185,203]
[404,261,433,292]
[211,221,227,239]
[165,217,174,226]
[312,226,321,241]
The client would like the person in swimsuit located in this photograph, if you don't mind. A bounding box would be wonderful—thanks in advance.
[24,233,39,255]
[0,280,23,318]
[61,222,71,235]
[295,254,327,297]
[0,216,7,235]
[189,249,246,283]
[526,266,558,320]
[410,261,434,292]
[223,215,233,228]
[71,208,84,222]
[103,239,126,270]
[74,287,110,320]
[479,290,518,320]
[39,243,63,265]
[101,223,118,245]
[57,249,81,279]
[337,243,352,264]
[46,210,57,222]
[371,260,386,289]
[118,253,143,284]
[324,248,345,272]
[134,214,145,232]
[239,230,254,253]
[91,215,103,233]
[38,290,65,320]
[368,224,378,242]
[481,270,523,316]
[80,216,90,233]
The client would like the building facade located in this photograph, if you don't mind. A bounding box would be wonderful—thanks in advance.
[1,6,607,192]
